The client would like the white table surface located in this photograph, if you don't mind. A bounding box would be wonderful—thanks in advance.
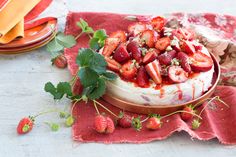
[1,0,236,156]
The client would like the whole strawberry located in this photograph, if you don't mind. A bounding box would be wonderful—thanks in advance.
[17,117,34,134]
[146,116,162,130]
[53,55,67,69]
[94,114,115,134]
[118,112,132,128]
[181,105,195,121]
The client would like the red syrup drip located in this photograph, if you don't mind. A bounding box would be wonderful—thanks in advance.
[200,80,205,95]
[159,88,165,98]
[176,84,183,100]
[192,83,195,100]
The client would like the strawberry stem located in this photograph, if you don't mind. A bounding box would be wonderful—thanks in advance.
[140,116,149,123]
[33,109,61,119]
[70,98,82,114]
[75,32,83,40]
[161,110,202,120]
[93,100,100,114]
[93,100,119,118]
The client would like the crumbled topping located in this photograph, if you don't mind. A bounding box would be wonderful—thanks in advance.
[141,47,148,56]
[163,27,173,37]
[171,58,180,66]
[166,46,173,51]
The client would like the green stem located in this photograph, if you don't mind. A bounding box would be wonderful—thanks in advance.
[75,31,83,40]
[161,110,202,120]
[93,101,100,114]
[141,117,149,123]
[198,96,218,117]
[33,109,61,119]
[70,98,82,114]
[93,100,119,118]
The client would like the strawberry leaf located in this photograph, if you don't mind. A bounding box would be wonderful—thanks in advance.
[102,72,117,81]
[46,38,64,52]
[89,38,100,50]
[78,67,99,87]
[89,53,107,74]
[76,48,94,67]
[87,78,106,100]
[76,18,94,34]
[56,32,76,48]
[44,82,72,100]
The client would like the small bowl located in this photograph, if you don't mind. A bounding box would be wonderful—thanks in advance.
[102,53,220,115]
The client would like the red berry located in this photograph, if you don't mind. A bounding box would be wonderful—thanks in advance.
[17,117,34,134]
[181,106,195,121]
[102,38,120,56]
[118,113,132,128]
[128,22,147,36]
[189,52,213,72]
[172,28,195,40]
[177,52,191,72]
[140,30,158,48]
[105,117,115,134]
[145,60,162,84]
[181,41,195,55]
[105,57,121,72]
[53,55,67,69]
[151,16,165,32]
[94,115,107,133]
[110,30,127,42]
[155,37,171,51]
[72,78,83,96]
[120,60,137,80]
[168,66,188,83]
[143,49,158,64]
[127,41,142,63]
[113,43,130,63]
[146,117,162,130]
[158,50,177,65]
[136,66,150,87]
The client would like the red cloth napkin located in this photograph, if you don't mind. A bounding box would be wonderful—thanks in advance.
[64,12,236,144]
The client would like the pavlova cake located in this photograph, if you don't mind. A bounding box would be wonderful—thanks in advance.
[99,16,214,106]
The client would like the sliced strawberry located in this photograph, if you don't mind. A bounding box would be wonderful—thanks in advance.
[145,60,162,84]
[140,30,158,48]
[143,50,158,64]
[137,66,150,87]
[110,30,127,42]
[158,50,177,65]
[155,37,171,51]
[120,60,137,80]
[172,28,195,40]
[105,117,115,134]
[113,43,130,63]
[127,41,142,63]
[181,41,195,55]
[189,52,213,72]
[128,22,147,36]
[151,16,165,32]
[177,52,191,72]
[102,38,120,56]
[168,66,188,83]
[105,57,121,72]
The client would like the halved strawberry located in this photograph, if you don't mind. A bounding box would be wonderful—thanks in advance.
[155,37,171,51]
[177,52,191,72]
[128,22,147,36]
[143,50,158,64]
[113,43,130,63]
[140,30,158,48]
[145,60,162,84]
[189,52,213,72]
[146,117,162,130]
[181,41,195,55]
[168,66,188,83]
[172,28,195,40]
[137,66,150,87]
[105,57,121,72]
[158,50,177,65]
[127,41,142,63]
[102,38,120,56]
[120,60,137,80]
[110,30,127,42]
[151,16,165,32]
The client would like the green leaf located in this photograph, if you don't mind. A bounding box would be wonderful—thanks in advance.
[89,53,107,74]
[44,82,56,95]
[87,78,106,100]
[102,72,117,81]
[93,29,107,40]
[57,82,72,97]
[78,67,99,87]
[46,38,64,52]
[89,38,100,50]
[56,32,76,48]
[76,18,94,34]
[76,48,94,67]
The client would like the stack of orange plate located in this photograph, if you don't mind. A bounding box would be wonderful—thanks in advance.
[0,18,57,54]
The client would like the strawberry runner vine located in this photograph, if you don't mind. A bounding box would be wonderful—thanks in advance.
[16,18,229,135]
